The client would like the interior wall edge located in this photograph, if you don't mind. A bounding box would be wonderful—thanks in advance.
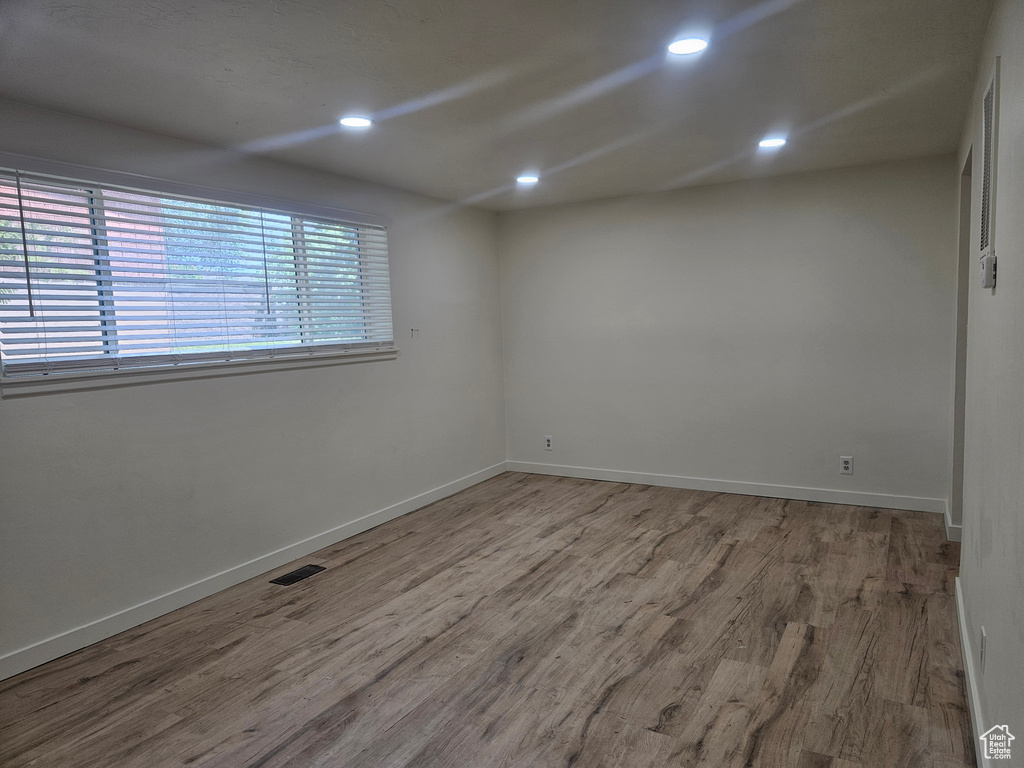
[955,0,1024,739]
[945,510,964,543]
[956,576,988,768]
[0,460,509,682]
[506,461,947,516]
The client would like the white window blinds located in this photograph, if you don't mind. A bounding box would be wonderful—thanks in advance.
[980,74,996,255]
[0,168,393,380]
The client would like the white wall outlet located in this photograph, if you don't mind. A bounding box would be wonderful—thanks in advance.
[840,456,854,474]
[544,435,553,451]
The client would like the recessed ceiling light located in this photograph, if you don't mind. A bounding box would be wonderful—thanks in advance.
[517,175,540,184]
[668,38,709,55]
[339,116,373,129]
[759,137,787,148]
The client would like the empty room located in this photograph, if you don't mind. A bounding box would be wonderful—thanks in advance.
[0,1,1021,766]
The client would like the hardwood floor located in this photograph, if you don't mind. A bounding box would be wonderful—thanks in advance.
[0,473,973,767]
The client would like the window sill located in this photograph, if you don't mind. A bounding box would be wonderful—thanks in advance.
[0,347,398,398]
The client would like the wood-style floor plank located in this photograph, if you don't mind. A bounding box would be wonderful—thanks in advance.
[0,473,974,767]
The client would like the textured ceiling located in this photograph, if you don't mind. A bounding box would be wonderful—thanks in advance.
[0,0,993,210]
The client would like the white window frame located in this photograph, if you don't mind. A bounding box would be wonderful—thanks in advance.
[978,58,999,260]
[0,152,397,396]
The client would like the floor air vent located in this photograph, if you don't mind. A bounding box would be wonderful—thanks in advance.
[270,564,325,586]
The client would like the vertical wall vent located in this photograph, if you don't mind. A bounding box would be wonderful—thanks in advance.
[979,59,1000,257]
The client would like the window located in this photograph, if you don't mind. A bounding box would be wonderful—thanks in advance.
[0,168,394,382]
[979,59,999,257]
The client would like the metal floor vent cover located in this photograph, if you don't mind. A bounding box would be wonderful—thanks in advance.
[270,564,325,586]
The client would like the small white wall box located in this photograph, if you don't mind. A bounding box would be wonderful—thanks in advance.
[981,253,996,289]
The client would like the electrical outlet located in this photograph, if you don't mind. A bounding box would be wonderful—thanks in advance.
[840,456,854,474]
[980,625,987,674]
[544,435,553,451]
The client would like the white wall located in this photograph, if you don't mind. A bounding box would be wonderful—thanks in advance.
[957,0,1024,749]
[499,158,958,513]
[0,99,973,686]
[0,99,507,678]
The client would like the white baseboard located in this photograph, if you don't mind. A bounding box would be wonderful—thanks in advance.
[0,461,508,682]
[0,459,951,681]
[955,577,986,768]
[506,461,947,514]
[945,507,964,542]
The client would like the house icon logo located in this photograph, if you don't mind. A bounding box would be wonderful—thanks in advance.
[980,724,1014,760]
